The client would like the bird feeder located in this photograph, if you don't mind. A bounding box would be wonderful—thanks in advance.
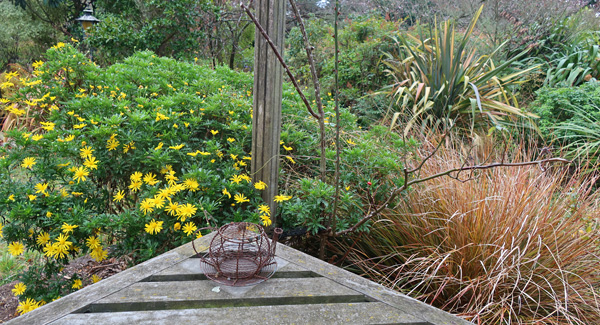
[195,222,282,286]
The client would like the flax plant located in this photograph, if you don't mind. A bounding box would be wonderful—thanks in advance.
[382,5,539,135]
[342,143,600,324]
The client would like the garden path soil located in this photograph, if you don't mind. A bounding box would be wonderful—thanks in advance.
[0,255,130,323]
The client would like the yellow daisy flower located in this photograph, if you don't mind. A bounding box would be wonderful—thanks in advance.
[254,181,267,190]
[61,223,78,234]
[182,222,197,236]
[72,279,82,289]
[222,188,231,199]
[80,146,94,158]
[8,241,24,256]
[17,298,40,315]
[113,190,125,202]
[12,282,26,296]
[234,193,250,204]
[144,219,163,235]
[84,156,99,170]
[260,215,272,227]
[21,157,36,169]
[274,195,292,203]
[73,166,90,183]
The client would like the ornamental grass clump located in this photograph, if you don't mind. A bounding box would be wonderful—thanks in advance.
[341,144,600,324]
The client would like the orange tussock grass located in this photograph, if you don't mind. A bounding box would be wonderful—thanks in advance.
[341,144,600,324]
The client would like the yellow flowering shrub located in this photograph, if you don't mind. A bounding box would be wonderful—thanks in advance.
[0,44,291,303]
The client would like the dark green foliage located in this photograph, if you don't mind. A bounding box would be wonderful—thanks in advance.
[541,13,600,88]
[87,0,217,64]
[0,45,265,302]
[1,44,418,303]
[533,82,600,141]
[544,45,600,88]
[533,82,600,163]
[286,14,398,109]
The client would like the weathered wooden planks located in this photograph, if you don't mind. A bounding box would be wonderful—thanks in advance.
[51,303,430,325]
[91,277,365,305]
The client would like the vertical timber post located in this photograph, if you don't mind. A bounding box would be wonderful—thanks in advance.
[251,0,285,225]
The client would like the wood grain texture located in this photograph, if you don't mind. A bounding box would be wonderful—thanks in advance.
[51,302,424,325]
[251,0,285,224]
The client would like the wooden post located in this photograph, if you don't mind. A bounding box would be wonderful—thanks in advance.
[251,0,285,224]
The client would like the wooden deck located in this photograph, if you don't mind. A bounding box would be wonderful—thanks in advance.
[8,233,470,324]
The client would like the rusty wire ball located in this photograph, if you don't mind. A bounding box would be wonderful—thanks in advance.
[198,222,282,286]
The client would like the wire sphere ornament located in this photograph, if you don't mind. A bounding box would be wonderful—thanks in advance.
[194,222,283,286]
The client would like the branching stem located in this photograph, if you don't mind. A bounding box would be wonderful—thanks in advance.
[334,157,571,237]
[241,3,320,120]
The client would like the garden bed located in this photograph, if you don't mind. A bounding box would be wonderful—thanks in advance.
[0,255,129,322]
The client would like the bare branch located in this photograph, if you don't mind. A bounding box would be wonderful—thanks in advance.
[330,0,342,240]
[452,144,478,182]
[287,0,329,257]
[288,0,325,118]
[241,3,320,120]
[407,129,453,174]
[334,157,571,237]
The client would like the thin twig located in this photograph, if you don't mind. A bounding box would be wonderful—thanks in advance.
[334,157,571,237]
[407,129,453,174]
[90,262,120,271]
[288,0,324,118]
[330,0,341,235]
[418,158,571,184]
[453,144,478,182]
[288,0,327,184]
[288,0,328,258]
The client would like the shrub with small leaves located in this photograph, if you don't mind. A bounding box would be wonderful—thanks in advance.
[0,43,283,305]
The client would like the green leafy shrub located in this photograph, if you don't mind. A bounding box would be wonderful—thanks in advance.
[0,1,70,71]
[0,43,418,311]
[553,105,600,165]
[544,44,600,88]
[88,0,216,64]
[540,14,600,86]
[507,9,600,105]
[507,6,599,59]
[434,0,590,59]
[286,15,399,109]
[279,120,416,234]
[0,43,278,307]
[276,76,417,234]
[532,81,600,143]
[0,2,55,71]
[0,241,43,286]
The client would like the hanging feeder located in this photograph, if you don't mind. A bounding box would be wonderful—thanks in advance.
[194,222,283,286]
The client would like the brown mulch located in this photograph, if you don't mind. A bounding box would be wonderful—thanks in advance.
[0,255,130,323]
[0,281,19,322]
